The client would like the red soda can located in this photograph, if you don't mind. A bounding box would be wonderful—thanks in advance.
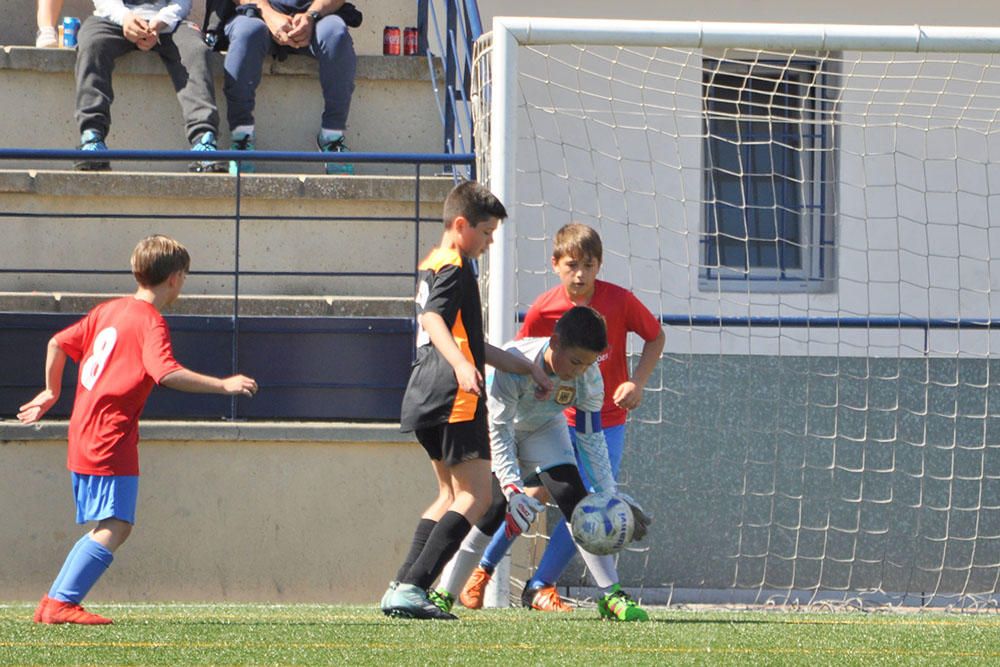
[404,27,419,55]
[383,26,401,55]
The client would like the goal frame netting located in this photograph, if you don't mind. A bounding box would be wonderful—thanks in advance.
[475,17,1000,610]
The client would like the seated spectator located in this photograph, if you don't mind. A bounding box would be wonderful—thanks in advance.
[74,1,226,173]
[36,0,63,47]
[222,0,357,175]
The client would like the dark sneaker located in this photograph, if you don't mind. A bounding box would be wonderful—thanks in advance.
[74,129,110,171]
[387,583,457,620]
[598,584,648,622]
[189,131,227,173]
[380,581,397,616]
[228,130,255,175]
[317,133,355,175]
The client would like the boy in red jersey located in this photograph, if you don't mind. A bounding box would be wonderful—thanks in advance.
[438,222,664,617]
[382,181,552,620]
[19,234,257,625]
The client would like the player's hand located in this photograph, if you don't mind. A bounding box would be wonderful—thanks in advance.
[17,389,59,424]
[612,381,643,410]
[529,364,553,400]
[454,361,483,396]
[503,484,545,538]
[222,375,258,397]
[618,492,652,542]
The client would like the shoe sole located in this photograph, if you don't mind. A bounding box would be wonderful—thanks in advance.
[74,161,111,171]
[386,606,457,621]
[189,161,229,174]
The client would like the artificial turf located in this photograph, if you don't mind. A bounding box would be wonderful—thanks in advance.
[2,602,1000,665]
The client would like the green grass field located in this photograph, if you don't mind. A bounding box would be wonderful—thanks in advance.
[3,603,1000,665]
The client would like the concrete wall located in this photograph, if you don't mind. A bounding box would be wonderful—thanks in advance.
[2,0,420,56]
[2,422,434,603]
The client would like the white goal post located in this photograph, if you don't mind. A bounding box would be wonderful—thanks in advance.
[475,17,1000,609]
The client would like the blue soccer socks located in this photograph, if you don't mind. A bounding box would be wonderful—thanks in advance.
[49,535,114,604]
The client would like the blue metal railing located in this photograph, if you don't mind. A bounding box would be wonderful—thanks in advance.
[0,148,475,421]
[419,0,483,175]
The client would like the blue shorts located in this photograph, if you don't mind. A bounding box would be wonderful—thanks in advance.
[72,473,138,525]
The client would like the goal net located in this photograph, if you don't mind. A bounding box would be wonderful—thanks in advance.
[473,18,1000,609]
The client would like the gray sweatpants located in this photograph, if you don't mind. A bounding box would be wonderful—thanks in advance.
[74,16,220,144]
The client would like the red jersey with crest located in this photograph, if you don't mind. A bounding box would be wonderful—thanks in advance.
[54,297,183,476]
[517,279,662,428]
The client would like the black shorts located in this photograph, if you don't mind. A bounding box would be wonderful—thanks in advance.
[415,415,490,466]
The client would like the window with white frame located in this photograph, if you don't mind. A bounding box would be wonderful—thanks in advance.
[701,55,836,292]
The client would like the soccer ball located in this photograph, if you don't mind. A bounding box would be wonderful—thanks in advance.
[570,492,634,555]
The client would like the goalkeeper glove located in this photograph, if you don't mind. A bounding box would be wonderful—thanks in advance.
[618,493,653,542]
[503,484,545,539]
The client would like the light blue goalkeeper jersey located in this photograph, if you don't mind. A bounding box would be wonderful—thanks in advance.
[487,337,616,493]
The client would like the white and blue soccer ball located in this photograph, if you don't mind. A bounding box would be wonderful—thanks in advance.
[570,492,634,555]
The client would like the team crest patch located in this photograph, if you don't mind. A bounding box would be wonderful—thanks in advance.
[554,385,576,405]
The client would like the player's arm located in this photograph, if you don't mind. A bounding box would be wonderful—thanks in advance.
[17,338,68,424]
[487,371,544,536]
[419,311,483,395]
[485,343,553,400]
[160,368,258,396]
[612,328,665,410]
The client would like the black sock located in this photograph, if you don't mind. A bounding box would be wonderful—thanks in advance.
[395,518,436,582]
[401,511,472,590]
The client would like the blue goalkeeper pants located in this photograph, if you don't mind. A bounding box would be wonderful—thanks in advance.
[480,423,625,585]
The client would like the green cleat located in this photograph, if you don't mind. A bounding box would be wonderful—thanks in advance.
[387,583,458,620]
[429,588,455,614]
[598,584,648,622]
[380,581,398,616]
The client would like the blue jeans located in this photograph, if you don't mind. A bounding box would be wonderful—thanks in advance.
[223,13,356,130]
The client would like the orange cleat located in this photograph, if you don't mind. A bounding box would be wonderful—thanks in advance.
[37,596,113,625]
[459,566,492,609]
[523,584,573,613]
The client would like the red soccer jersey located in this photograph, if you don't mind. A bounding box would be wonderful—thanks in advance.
[517,280,662,428]
[54,297,183,476]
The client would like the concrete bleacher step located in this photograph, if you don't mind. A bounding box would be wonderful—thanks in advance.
[0,292,412,318]
[0,45,443,174]
[0,168,452,299]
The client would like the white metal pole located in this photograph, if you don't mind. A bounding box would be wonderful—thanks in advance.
[483,18,519,609]
[494,16,1000,53]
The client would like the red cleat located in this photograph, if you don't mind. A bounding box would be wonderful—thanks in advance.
[36,596,113,625]
[32,596,49,623]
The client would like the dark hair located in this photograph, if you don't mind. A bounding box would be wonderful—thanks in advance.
[554,305,607,353]
[442,181,507,228]
[552,223,603,264]
[131,234,190,287]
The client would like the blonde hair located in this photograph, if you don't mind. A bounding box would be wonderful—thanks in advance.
[552,223,602,264]
[130,234,190,287]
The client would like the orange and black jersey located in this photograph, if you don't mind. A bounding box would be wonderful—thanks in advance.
[400,247,486,431]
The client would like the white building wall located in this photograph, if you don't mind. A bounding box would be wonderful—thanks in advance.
[477,10,1000,358]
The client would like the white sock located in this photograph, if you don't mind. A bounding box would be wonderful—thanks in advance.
[232,125,254,138]
[576,548,618,589]
[319,128,344,142]
[36,27,57,47]
[437,525,492,597]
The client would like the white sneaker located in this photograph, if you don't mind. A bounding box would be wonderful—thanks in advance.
[36,27,58,48]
